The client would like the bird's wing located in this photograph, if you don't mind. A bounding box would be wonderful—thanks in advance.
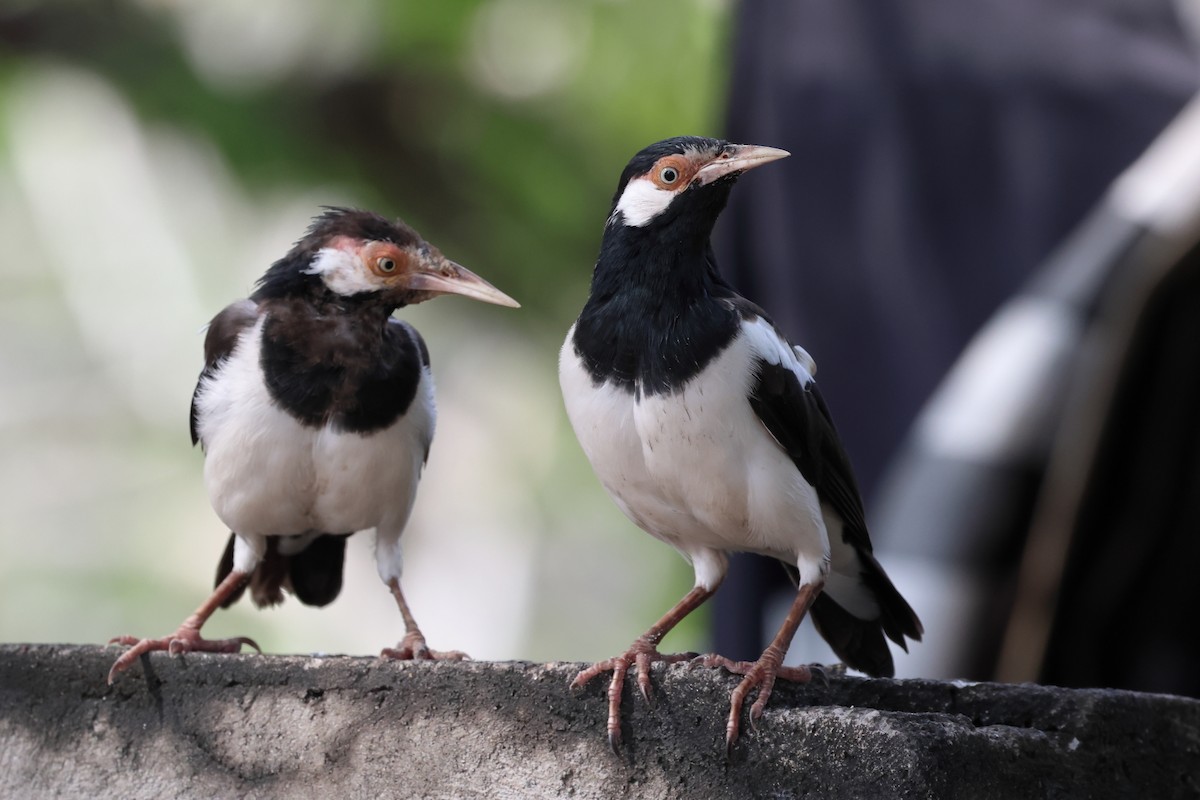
[733,303,872,552]
[387,318,434,463]
[389,318,430,369]
[190,299,260,446]
[735,303,924,658]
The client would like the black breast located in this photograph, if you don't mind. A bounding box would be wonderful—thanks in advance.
[571,283,741,398]
[259,303,423,433]
[572,221,744,397]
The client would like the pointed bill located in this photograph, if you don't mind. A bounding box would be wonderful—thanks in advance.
[406,260,520,308]
[694,144,790,186]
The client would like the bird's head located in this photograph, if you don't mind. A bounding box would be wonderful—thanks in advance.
[253,208,519,310]
[606,137,789,233]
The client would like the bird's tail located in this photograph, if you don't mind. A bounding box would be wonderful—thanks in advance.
[215,533,352,609]
[809,552,923,678]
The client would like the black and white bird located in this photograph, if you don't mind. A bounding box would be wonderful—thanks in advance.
[109,208,518,683]
[559,137,923,750]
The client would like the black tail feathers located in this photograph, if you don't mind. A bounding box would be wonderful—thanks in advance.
[215,532,352,610]
[802,551,923,678]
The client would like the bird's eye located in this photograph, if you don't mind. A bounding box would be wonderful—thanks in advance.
[660,167,679,184]
[377,257,397,273]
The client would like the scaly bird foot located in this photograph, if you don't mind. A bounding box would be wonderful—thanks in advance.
[380,630,468,662]
[691,653,815,753]
[572,638,699,754]
[107,628,260,685]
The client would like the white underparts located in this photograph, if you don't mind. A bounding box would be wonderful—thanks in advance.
[559,321,830,587]
[685,548,728,591]
[232,533,266,573]
[195,317,436,584]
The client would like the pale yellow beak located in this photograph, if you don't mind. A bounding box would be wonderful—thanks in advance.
[405,259,520,308]
[693,143,790,186]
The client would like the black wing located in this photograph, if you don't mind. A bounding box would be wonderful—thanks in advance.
[739,305,923,674]
[190,299,259,447]
[750,356,872,550]
[390,318,430,369]
[726,293,873,550]
[387,318,433,464]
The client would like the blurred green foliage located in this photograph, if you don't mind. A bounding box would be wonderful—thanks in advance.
[0,0,731,659]
[1,0,729,320]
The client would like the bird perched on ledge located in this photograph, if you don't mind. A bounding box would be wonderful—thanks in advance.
[559,137,923,751]
[109,208,519,684]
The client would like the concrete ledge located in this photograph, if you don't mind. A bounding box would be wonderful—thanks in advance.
[1,645,1197,798]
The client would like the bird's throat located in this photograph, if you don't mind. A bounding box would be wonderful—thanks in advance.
[574,236,738,398]
[257,299,422,433]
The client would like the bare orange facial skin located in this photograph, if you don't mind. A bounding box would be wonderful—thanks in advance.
[649,154,700,190]
[361,241,414,279]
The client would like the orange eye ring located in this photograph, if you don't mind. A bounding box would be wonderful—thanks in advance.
[650,155,692,190]
[365,243,409,278]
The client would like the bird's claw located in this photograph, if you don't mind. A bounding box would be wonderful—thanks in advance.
[703,653,815,753]
[380,632,468,662]
[164,634,259,657]
[106,629,259,685]
[808,662,846,687]
[636,652,655,706]
[573,639,696,754]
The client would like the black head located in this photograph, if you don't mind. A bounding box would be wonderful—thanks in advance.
[571,138,789,394]
[605,137,789,234]
[252,207,518,310]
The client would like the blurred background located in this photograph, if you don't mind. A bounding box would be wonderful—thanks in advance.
[0,0,730,664]
[3,0,1200,696]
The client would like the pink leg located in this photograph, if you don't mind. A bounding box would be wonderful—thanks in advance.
[379,579,468,662]
[108,570,260,684]
[573,585,715,753]
[696,581,822,752]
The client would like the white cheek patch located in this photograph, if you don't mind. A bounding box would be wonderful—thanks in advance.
[612,176,678,227]
[304,246,376,296]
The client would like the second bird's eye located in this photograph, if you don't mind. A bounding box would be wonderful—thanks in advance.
[660,167,679,184]
[377,257,397,273]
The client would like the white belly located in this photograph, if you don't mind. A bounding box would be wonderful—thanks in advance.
[559,325,830,574]
[194,321,434,538]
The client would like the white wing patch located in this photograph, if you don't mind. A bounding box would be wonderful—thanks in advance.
[742,315,816,386]
[793,344,817,377]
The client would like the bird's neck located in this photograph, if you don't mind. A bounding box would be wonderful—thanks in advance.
[572,228,739,397]
[259,294,397,369]
[588,224,720,307]
[257,295,422,433]
[272,290,396,328]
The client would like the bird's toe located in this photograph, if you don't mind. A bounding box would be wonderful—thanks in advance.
[106,627,258,684]
[423,647,469,662]
[380,633,468,662]
[607,727,623,757]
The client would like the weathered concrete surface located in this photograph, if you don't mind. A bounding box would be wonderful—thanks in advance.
[1,645,1197,799]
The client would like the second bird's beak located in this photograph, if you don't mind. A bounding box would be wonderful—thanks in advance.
[405,257,521,308]
[693,143,790,187]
